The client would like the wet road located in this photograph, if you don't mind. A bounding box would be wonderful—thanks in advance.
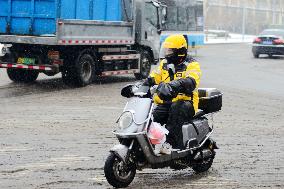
[0,44,284,189]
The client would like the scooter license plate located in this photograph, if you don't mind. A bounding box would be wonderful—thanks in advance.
[17,57,36,65]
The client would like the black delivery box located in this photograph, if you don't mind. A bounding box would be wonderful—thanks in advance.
[198,88,222,114]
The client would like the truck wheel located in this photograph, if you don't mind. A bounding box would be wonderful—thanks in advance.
[135,50,152,80]
[71,54,95,87]
[7,69,39,83]
[104,153,136,188]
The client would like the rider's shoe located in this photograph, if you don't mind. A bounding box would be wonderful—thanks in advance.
[159,142,172,155]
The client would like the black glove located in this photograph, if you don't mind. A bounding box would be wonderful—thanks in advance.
[156,82,178,101]
[121,84,135,98]
[168,78,196,95]
[142,77,156,87]
[156,77,196,101]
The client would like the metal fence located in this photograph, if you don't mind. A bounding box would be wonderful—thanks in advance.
[205,3,284,35]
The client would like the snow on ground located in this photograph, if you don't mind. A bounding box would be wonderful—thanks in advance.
[205,33,256,44]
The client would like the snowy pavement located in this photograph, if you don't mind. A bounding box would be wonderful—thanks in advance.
[205,33,256,44]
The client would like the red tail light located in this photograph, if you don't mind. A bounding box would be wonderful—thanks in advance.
[273,39,284,44]
[253,37,262,43]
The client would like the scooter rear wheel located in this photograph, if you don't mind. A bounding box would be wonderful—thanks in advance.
[104,153,136,188]
[191,150,215,173]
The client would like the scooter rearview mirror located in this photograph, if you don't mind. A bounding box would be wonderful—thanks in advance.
[121,84,134,98]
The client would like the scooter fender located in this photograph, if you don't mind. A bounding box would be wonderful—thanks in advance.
[110,144,129,162]
[211,139,219,149]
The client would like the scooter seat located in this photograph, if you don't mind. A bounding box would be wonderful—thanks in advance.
[183,111,205,125]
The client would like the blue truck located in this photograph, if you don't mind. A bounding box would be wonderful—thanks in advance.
[0,0,166,86]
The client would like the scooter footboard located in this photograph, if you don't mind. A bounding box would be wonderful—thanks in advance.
[136,134,190,164]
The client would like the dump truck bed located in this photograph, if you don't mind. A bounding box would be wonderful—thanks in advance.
[0,0,134,45]
[0,20,135,45]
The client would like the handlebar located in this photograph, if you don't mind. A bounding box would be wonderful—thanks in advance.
[121,82,157,98]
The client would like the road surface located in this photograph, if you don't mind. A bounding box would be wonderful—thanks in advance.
[0,44,283,188]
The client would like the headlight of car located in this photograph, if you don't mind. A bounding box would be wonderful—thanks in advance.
[117,111,133,130]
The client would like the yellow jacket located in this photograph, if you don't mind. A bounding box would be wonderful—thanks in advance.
[150,59,202,113]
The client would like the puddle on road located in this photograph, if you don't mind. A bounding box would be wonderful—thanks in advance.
[88,176,107,183]
[185,176,239,187]
[36,180,104,189]
[21,155,92,169]
[49,155,92,162]
[132,169,240,188]
[68,167,103,171]
[1,155,95,176]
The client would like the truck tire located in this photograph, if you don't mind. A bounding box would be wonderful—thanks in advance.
[62,54,95,87]
[134,50,152,80]
[7,69,39,83]
[75,54,95,87]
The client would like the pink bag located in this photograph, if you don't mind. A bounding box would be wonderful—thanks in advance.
[148,122,169,145]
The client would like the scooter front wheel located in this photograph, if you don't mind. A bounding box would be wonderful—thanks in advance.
[104,153,136,188]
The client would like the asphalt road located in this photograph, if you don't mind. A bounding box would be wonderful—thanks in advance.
[0,44,283,189]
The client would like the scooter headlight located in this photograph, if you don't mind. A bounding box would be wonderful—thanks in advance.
[118,111,133,130]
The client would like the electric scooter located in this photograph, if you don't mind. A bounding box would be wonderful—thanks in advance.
[104,83,222,188]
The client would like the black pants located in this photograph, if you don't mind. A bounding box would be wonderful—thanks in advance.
[152,101,195,149]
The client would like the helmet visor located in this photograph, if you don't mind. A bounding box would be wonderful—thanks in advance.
[164,48,175,57]
[160,47,175,59]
